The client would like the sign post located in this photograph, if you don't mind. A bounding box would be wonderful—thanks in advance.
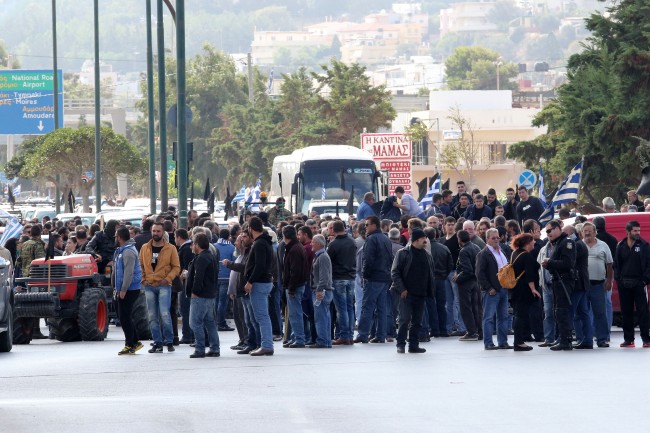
[361,133,413,195]
[0,69,64,134]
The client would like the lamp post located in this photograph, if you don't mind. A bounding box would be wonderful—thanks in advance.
[52,0,61,213]
[494,57,503,91]
[93,0,101,212]
[176,0,188,228]
[145,0,156,214]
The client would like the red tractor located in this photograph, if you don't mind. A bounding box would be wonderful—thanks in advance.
[13,254,150,343]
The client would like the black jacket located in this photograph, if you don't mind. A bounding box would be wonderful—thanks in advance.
[614,237,650,283]
[186,249,218,298]
[475,245,511,292]
[178,241,194,271]
[503,198,519,222]
[390,246,435,297]
[547,232,576,286]
[429,241,453,280]
[282,239,308,292]
[134,231,152,252]
[85,231,116,273]
[245,232,274,284]
[362,230,394,282]
[327,234,357,280]
[516,197,545,225]
[455,242,480,285]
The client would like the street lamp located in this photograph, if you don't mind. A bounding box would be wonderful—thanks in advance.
[494,57,503,91]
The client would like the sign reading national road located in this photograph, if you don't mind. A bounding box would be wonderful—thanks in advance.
[0,69,64,134]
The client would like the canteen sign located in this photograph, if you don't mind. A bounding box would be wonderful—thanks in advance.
[361,133,413,195]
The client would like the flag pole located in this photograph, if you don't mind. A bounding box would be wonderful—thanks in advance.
[576,155,585,205]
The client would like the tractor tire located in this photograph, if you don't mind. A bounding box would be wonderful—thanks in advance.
[133,291,152,341]
[0,307,13,352]
[48,318,81,342]
[79,288,109,341]
[13,316,34,345]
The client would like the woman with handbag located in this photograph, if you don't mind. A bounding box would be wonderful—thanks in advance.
[510,234,542,351]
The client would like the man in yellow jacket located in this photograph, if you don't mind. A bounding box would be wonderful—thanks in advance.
[140,222,181,353]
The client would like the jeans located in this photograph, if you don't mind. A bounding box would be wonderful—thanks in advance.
[286,285,306,345]
[332,280,355,340]
[385,290,399,338]
[457,280,481,336]
[586,283,608,344]
[605,289,613,340]
[481,289,509,347]
[117,290,140,347]
[301,282,317,344]
[241,296,260,348]
[215,281,230,328]
[446,272,465,333]
[356,280,388,341]
[396,294,426,349]
[542,284,556,343]
[570,290,593,345]
[179,290,194,341]
[354,275,364,324]
[144,285,174,345]
[250,282,274,350]
[313,290,334,347]
[424,279,448,336]
[189,297,220,354]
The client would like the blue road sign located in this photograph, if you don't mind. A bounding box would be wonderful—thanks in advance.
[0,69,64,134]
[518,169,537,189]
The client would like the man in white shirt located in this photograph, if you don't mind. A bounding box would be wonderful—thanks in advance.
[582,222,614,347]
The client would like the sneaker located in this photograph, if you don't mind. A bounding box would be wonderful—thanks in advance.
[118,346,135,355]
[148,344,163,353]
[459,333,479,341]
[620,341,635,348]
[133,341,144,352]
[167,344,175,352]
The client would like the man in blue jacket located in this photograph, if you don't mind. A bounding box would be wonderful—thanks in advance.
[214,229,236,332]
[354,216,394,343]
[113,227,144,356]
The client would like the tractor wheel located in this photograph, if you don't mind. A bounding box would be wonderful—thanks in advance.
[0,307,13,352]
[13,316,34,345]
[48,318,81,342]
[79,288,108,341]
[133,291,152,341]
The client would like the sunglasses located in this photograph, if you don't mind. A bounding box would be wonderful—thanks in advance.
[546,228,554,234]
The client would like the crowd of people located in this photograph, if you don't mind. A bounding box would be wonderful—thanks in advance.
[7,181,650,357]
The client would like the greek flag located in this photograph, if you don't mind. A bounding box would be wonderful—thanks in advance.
[538,160,583,227]
[0,208,22,246]
[321,183,326,200]
[539,165,546,206]
[247,177,262,211]
[232,185,246,202]
[12,184,21,197]
[419,174,441,210]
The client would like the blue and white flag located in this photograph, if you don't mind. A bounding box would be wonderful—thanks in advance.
[248,177,262,211]
[538,160,583,227]
[321,183,326,200]
[232,185,246,202]
[419,174,441,210]
[12,184,21,197]
[539,165,546,206]
[267,69,274,94]
[0,208,22,246]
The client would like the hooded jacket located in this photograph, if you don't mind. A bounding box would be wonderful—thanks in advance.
[245,231,274,284]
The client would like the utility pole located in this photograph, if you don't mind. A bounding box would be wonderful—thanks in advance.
[158,0,168,212]
[52,0,61,214]
[176,0,188,228]
[93,0,102,212]
[145,0,156,214]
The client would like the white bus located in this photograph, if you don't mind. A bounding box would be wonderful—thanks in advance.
[269,145,388,215]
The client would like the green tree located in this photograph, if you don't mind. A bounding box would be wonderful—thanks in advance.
[445,46,519,91]
[7,127,145,210]
[508,0,650,203]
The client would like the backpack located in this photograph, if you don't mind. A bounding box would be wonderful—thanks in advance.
[497,252,526,289]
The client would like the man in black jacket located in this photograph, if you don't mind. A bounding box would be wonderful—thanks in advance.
[354,216,393,344]
[281,225,308,348]
[542,220,576,351]
[244,217,276,356]
[186,233,220,358]
[175,229,195,345]
[565,224,593,349]
[391,229,434,354]
[327,220,357,345]
[615,220,650,347]
[424,228,453,338]
[475,228,512,350]
[453,230,482,341]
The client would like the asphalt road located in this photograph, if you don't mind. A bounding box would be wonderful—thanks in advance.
[1,325,648,433]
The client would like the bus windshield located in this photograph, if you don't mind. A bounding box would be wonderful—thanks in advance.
[300,160,376,214]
